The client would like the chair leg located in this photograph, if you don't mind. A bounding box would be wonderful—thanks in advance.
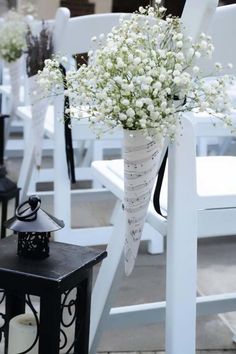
[92,141,103,189]
[145,223,164,254]
[81,141,93,167]
[109,199,121,226]
[165,120,198,354]
[89,201,125,354]
[18,142,34,202]
[28,166,39,194]
[53,94,71,234]
[165,210,197,354]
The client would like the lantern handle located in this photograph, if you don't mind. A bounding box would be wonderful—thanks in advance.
[15,196,41,221]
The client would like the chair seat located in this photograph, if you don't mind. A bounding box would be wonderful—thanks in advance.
[17,105,54,138]
[92,155,236,238]
[106,155,236,212]
[196,156,236,196]
[16,105,123,140]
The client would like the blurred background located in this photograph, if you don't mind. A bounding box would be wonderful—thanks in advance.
[0,0,236,19]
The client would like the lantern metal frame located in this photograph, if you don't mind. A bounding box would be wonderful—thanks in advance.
[17,231,51,259]
[5,195,64,259]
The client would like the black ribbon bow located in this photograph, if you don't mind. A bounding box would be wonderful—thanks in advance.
[59,64,76,184]
[153,148,168,216]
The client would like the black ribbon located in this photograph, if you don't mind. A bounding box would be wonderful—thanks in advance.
[59,64,76,184]
[153,96,186,216]
[0,114,9,165]
[153,148,168,216]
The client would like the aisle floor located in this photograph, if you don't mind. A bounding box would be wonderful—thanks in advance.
[3,151,236,353]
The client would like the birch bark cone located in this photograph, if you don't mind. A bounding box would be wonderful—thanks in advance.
[123,129,164,276]
[28,74,50,168]
[7,57,22,116]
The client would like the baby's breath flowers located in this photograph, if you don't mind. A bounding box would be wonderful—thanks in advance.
[0,10,27,63]
[37,57,68,93]
[18,0,37,17]
[38,3,235,140]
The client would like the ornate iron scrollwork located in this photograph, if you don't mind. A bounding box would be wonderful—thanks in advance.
[17,294,39,354]
[17,232,50,259]
[0,290,6,343]
[0,287,82,353]
[0,292,39,353]
[60,287,78,353]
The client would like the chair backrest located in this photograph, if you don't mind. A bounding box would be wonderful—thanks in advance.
[27,7,70,54]
[62,0,219,56]
[199,4,236,76]
[181,0,218,40]
[53,7,71,53]
[60,12,128,56]
[168,1,236,216]
[53,0,219,231]
[53,12,129,226]
[57,12,130,145]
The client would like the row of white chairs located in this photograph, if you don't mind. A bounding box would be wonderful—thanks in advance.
[90,1,236,354]
[13,10,161,254]
[2,0,236,353]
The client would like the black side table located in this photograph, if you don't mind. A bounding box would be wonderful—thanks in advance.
[0,186,20,239]
[0,236,107,354]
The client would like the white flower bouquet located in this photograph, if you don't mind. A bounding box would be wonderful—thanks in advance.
[0,10,27,63]
[39,3,234,139]
[18,0,37,17]
[0,10,27,115]
[38,2,235,275]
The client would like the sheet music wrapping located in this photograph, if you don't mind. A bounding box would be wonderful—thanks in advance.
[7,58,22,116]
[123,129,163,276]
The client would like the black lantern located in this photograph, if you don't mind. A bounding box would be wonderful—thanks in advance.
[0,114,20,239]
[5,195,64,259]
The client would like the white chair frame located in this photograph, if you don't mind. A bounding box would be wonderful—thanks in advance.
[1,7,70,156]
[88,1,236,353]
[90,111,236,354]
[196,3,236,156]
[16,13,164,254]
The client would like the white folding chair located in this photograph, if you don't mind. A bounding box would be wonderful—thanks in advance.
[16,7,70,197]
[0,8,70,109]
[87,2,236,354]
[91,112,236,354]
[17,12,128,200]
[52,13,163,253]
[1,7,70,159]
[196,3,236,156]
[17,12,130,196]
[16,12,163,253]
[0,17,34,149]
